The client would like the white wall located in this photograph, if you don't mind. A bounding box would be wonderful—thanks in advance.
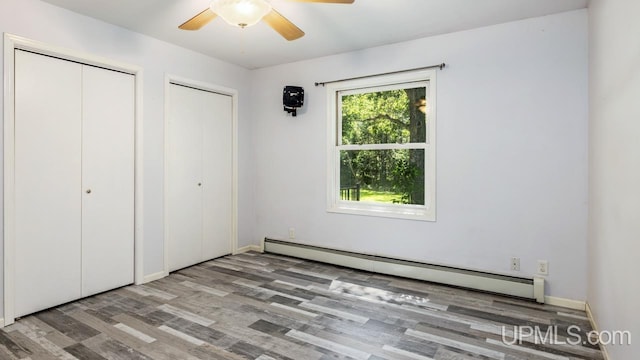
[251,10,588,300]
[588,0,640,358]
[0,0,591,320]
[0,0,256,317]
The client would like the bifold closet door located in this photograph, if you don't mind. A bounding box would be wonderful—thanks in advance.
[81,66,135,297]
[201,90,233,260]
[14,50,83,317]
[167,84,232,272]
[13,50,135,317]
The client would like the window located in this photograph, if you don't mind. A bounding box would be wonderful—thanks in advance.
[326,70,436,221]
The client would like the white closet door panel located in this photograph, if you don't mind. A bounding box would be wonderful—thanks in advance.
[167,84,205,271]
[202,94,233,259]
[81,66,135,296]
[14,50,83,317]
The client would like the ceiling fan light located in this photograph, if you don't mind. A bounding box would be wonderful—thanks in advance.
[211,0,272,28]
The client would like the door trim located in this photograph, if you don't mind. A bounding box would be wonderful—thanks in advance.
[3,33,145,326]
[163,74,239,276]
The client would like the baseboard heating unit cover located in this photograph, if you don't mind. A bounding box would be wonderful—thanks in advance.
[264,238,545,303]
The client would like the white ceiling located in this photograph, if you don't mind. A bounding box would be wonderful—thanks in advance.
[40,0,588,69]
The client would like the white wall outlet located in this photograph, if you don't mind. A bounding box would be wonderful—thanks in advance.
[510,257,520,271]
[288,227,295,239]
[538,260,549,275]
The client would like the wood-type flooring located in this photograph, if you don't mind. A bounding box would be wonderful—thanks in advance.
[0,251,604,359]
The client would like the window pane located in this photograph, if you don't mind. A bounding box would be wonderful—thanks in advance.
[340,149,425,205]
[341,86,427,145]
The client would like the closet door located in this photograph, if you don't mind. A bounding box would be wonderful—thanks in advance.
[14,50,83,317]
[81,66,135,296]
[167,84,205,271]
[167,84,232,272]
[202,93,233,259]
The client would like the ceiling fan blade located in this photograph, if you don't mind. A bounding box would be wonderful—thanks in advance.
[262,9,305,41]
[179,8,217,30]
[287,0,354,3]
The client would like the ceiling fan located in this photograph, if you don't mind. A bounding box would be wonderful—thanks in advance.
[179,0,355,41]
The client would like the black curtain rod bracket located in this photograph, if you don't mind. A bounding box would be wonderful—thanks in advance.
[315,63,446,87]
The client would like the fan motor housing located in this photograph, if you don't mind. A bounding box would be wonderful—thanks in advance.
[283,86,304,116]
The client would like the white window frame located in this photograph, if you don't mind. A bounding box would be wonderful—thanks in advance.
[326,69,437,221]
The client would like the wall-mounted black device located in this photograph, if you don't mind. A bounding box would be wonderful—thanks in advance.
[283,86,304,117]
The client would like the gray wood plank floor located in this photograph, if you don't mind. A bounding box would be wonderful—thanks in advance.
[1,252,603,359]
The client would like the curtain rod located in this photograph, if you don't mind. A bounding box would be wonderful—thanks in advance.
[314,63,446,87]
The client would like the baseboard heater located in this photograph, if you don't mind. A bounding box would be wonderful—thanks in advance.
[264,238,544,303]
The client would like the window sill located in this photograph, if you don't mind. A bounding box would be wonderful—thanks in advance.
[327,202,435,222]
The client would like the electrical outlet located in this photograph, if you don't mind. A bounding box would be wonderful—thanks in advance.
[538,260,549,275]
[288,227,295,239]
[510,257,520,271]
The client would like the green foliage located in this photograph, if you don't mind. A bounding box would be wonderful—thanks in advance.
[359,189,404,204]
[391,150,419,204]
[341,90,410,145]
[339,87,426,205]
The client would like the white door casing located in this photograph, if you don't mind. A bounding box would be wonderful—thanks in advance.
[3,33,144,326]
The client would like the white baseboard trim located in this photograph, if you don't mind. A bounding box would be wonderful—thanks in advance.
[235,245,263,254]
[142,270,167,284]
[586,302,611,360]
[544,296,586,310]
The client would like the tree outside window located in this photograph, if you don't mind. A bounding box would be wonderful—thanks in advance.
[327,70,436,221]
